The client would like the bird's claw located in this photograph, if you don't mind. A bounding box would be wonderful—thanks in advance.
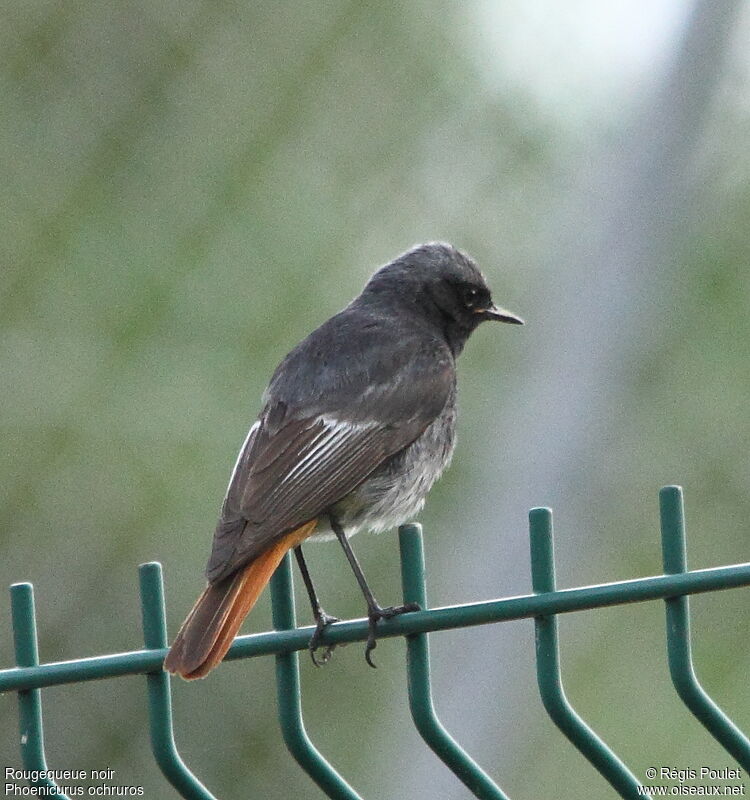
[364,602,420,668]
[308,611,339,667]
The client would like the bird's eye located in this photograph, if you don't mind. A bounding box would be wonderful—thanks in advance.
[463,286,479,308]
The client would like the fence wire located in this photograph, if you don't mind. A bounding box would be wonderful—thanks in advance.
[3,486,749,799]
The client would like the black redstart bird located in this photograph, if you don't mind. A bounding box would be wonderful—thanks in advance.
[164,242,523,678]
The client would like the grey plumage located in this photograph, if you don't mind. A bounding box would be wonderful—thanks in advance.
[165,241,523,678]
[205,242,522,583]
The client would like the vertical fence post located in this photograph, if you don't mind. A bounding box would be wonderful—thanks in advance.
[10,582,69,798]
[139,562,217,799]
[659,486,750,769]
[271,552,363,799]
[398,523,511,800]
[530,508,650,800]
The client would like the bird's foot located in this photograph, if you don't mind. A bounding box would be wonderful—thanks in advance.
[308,610,339,667]
[364,602,420,668]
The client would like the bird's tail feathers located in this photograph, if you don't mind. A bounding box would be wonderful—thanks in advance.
[164,519,317,679]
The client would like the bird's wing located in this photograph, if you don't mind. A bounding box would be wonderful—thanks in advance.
[205,334,453,582]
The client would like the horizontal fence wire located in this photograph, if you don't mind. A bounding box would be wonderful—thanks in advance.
[2,485,749,799]
[4,560,749,694]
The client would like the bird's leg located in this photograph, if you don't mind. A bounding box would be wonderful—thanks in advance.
[329,514,419,668]
[294,545,338,666]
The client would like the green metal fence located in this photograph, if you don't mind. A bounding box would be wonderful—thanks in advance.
[3,485,749,798]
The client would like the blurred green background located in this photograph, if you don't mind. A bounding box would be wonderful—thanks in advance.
[2,1,750,797]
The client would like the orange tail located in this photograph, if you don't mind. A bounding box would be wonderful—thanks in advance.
[164,520,317,679]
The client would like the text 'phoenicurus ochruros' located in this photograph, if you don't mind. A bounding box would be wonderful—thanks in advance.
[164,242,523,678]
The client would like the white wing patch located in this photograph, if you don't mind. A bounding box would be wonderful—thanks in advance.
[225,421,260,494]
[255,415,379,514]
[281,416,375,486]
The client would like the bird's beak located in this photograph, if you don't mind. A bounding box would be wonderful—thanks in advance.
[479,304,524,325]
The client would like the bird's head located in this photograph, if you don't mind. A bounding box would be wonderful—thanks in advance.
[363,242,523,355]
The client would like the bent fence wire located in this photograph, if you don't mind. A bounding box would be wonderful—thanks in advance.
[2,485,750,799]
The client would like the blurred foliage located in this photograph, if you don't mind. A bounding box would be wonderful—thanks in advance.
[2,2,750,799]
